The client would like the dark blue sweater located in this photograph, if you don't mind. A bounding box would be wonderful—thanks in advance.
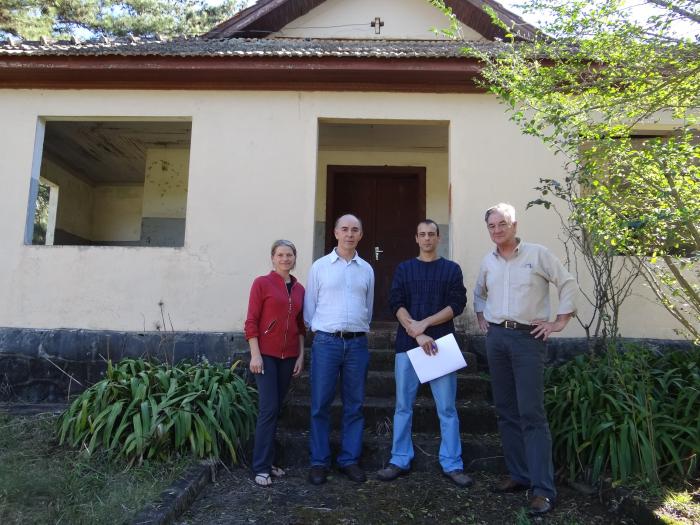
[389,257,467,353]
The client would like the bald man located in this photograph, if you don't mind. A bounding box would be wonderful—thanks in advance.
[304,214,375,485]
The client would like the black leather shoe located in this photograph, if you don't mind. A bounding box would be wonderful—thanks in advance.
[376,463,410,481]
[308,466,328,485]
[528,495,554,515]
[339,463,367,483]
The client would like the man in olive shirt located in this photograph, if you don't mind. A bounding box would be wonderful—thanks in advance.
[474,203,577,516]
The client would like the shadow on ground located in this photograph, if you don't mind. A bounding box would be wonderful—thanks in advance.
[176,467,633,525]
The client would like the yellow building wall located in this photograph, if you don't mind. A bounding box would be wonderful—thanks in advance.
[92,185,144,242]
[0,88,689,339]
[142,148,189,219]
[273,0,484,40]
[40,158,94,241]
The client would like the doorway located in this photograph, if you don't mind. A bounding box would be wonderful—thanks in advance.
[325,166,426,320]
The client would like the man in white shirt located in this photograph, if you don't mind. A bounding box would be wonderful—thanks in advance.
[304,214,375,485]
[474,203,577,516]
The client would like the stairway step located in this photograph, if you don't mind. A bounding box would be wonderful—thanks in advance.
[257,430,506,473]
[303,349,479,373]
[290,371,491,400]
[280,395,497,434]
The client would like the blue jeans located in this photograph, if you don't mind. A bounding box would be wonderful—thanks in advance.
[486,325,556,500]
[389,352,463,472]
[252,355,296,474]
[310,331,369,467]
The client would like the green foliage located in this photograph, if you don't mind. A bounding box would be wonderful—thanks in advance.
[58,359,257,464]
[32,183,50,245]
[432,0,700,340]
[0,0,249,40]
[545,346,700,485]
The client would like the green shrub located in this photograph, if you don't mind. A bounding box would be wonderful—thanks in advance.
[545,345,700,485]
[58,359,257,464]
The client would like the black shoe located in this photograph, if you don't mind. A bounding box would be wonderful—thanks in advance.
[339,463,367,483]
[308,466,328,485]
[376,463,410,482]
[443,469,474,488]
[528,495,554,515]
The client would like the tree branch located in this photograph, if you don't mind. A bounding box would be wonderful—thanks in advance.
[644,0,700,25]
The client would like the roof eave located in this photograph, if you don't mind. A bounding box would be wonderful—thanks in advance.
[0,55,486,93]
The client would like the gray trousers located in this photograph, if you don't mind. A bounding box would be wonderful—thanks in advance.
[486,325,556,499]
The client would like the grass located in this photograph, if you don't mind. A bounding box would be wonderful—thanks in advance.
[655,487,700,525]
[0,412,190,525]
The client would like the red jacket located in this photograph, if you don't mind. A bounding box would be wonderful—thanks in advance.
[244,271,305,359]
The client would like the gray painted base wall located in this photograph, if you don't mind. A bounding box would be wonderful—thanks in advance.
[0,327,694,403]
[0,327,249,402]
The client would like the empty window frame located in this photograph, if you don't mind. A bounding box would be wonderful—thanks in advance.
[29,119,192,247]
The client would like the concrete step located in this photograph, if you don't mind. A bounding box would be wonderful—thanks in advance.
[262,430,506,474]
[290,371,491,401]
[303,348,479,374]
[280,395,498,434]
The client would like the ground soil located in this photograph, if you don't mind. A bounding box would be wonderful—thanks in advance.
[176,467,633,525]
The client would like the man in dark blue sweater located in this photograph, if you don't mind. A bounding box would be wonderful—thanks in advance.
[376,220,472,487]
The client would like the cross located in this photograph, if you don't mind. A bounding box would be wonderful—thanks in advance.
[371,17,384,34]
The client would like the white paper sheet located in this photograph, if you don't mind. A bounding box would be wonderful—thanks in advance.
[406,333,467,384]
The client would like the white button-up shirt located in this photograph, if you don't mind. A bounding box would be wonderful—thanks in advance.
[303,249,375,333]
[474,240,578,324]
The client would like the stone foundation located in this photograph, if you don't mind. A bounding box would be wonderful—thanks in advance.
[0,327,694,402]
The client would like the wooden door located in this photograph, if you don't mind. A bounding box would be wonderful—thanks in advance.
[326,166,426,321]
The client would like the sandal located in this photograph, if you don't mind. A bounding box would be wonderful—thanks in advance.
[271,465,286,478]
[254,473,272,487]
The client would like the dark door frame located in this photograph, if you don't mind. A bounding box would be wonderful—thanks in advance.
[324,165,426,253]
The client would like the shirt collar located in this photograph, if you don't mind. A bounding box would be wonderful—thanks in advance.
[492,238,523,259]
[330,247,359,263]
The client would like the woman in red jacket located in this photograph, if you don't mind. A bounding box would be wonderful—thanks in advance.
[245,239,305,487]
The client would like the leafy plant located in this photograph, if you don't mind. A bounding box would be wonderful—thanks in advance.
[58,359,257,464]
[545,346,700,485]
[431,0,700,341]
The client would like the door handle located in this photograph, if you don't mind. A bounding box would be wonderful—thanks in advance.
[374,246,384,261]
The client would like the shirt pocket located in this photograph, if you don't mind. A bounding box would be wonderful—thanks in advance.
[511,265,535,291]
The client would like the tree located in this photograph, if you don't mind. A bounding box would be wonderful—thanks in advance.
[0,0,248,40]
[436,0,699,342]
[32,183,50,245]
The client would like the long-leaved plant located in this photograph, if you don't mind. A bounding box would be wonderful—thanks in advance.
[58,359,257,464]
[546,345,699,485]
